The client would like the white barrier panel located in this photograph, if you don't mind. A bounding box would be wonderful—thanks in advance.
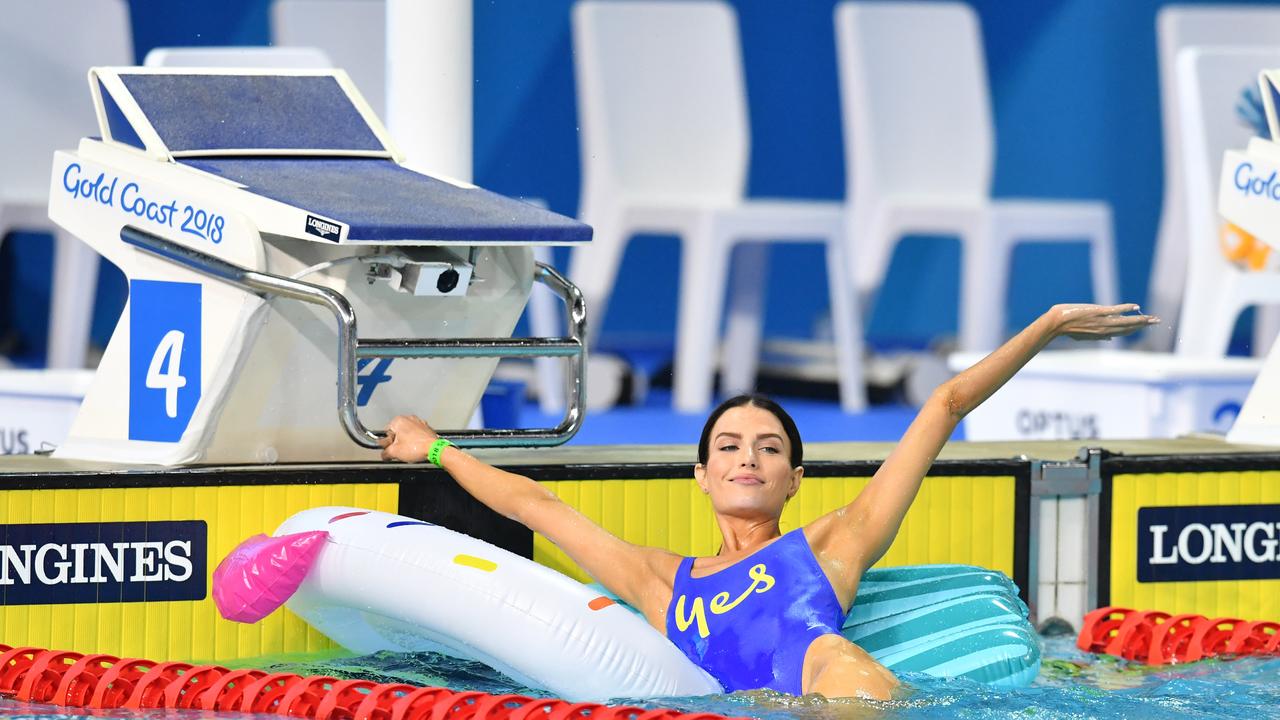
[949,350,1260,441]
[0,370,93,454]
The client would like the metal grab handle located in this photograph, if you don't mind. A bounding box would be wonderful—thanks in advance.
[352,263,587,447]
[121,226,586,449]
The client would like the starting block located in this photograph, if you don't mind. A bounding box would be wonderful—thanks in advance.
[47,68,591,465]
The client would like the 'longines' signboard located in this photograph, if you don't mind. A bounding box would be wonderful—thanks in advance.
[1138,504,1280,583]
[0,520,207,604]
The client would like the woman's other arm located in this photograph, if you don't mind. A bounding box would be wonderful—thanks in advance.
[812,304,1157,580]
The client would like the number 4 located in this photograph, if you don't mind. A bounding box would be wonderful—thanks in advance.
[146,330,188,418]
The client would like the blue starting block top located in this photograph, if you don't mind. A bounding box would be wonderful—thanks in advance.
[183,157,579,243]
[119,73,387,154]
[89,69,590,244]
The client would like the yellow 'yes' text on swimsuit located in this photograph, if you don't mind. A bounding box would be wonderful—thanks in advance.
[675,564,776,639]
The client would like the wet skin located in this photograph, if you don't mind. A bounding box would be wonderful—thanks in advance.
[382,304,1160,701]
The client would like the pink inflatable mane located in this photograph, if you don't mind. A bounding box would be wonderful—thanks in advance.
[212,530,328,623]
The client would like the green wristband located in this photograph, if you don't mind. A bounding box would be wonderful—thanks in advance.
[426,438,454,466]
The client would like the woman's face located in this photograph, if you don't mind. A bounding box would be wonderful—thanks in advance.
[695,405,803,520]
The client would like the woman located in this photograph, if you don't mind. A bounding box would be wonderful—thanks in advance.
[379,303,1156,699]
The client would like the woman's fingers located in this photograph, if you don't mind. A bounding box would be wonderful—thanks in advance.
[1053,303,1159,342]
[1060,306,1159,340]
[1107,322,1146,337]
[386,414,426,436]
[1102,314,1156,328]
[1066,321,1157,339]
[1084,303,1140,318]
[1091,319,1146,335]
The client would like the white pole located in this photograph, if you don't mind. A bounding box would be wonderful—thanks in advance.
[385,0,472,183]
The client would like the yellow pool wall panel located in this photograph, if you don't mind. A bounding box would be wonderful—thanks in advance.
[1109,470,1280,620]
[534,474,1016,583]
[0,483,397,661]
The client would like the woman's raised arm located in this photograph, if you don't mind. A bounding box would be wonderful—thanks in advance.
[810,304,1157,584]
[380,416,678,627]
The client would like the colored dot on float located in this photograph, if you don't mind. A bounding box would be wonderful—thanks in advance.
[329,511,369,523]
[453,555,497,572]
[588,597,615,611]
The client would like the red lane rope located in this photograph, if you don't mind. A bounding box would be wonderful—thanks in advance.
[1226,621,1280,655]
[0,647,44,695]
[470,693,535,720]
[0,645,749,720]
[280,675,345,718]
[88,658,156,709]
[392,685,456,720]
[241,672,306,714]
[314,678,381,720]
[433,689,491,720]
[165,664,230,709]
[124,661,195,709]
[53,653,120,706]
[16,650,83,703]
[355,681,419,720]
[201,667,268,711]
[1149,614,1203,665]
[1080,606,1280,665]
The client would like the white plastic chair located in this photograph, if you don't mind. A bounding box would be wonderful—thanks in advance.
[1174,46,1280,359]
[144,46,334,69]
[0,0,131,369]
[570,0,866,413]
[272,0,387,117]
[835,1,1118,353]
[1149,6,1280,350]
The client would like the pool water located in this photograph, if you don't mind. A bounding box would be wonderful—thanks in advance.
[1,636,1278,720]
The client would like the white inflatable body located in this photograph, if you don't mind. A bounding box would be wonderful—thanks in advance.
[277,507,722,701]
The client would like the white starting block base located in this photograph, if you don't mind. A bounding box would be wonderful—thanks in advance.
[0,369,94,455]
[949,350,1261,441]
[38,68,589,464]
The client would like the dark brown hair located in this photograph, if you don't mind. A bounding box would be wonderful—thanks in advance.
[697,394,803,468]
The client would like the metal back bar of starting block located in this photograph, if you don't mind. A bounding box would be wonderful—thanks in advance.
[120,225,586,449]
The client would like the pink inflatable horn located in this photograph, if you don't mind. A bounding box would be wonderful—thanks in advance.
[212,531,328,623]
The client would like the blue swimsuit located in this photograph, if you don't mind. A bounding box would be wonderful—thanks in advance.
[665,529,847,695]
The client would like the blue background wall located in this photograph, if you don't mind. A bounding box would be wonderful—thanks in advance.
[2,0,1262,365]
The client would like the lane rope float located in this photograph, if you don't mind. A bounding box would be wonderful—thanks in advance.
[0,645,747,720]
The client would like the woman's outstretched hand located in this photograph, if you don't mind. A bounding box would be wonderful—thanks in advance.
[380,414,439,463]
[1048,303,1159,341]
